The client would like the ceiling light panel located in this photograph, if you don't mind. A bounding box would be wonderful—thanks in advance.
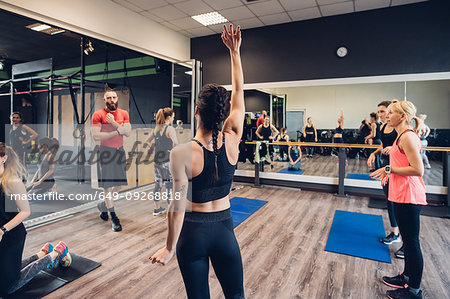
[192,12,228,26]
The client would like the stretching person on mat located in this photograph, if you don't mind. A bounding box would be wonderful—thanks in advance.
[288,139,302,171]
[367,100,404,259]
[144,107,178,216]
[27,137,59,196]
[371,100,427,299]
[256,116,279,169]
[0,143,71,296]
[150,24,245,299]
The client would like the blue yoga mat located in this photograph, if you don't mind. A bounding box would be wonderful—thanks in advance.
[230,197,267,228]
[278,168,305,175]
[346,173,375,180]
[325,210,391,263]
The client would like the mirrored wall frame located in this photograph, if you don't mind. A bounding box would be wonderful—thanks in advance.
[231,72,450,210]
[0,9,204,225]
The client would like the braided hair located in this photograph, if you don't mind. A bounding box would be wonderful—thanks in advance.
[196,84,230,182]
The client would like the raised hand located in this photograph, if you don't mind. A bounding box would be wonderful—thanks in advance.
[221,24,241,53]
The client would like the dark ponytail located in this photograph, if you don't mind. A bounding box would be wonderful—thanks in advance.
[197,84,230,182]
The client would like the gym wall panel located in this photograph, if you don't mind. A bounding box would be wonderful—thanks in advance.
[191,1,450,85]
[244,90,270,113]
[60,94,74,147]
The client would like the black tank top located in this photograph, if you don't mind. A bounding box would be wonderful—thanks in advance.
[189,135,236,203]
[379,123,397,148]
[335,126,344,134]
[279,134,288,142]
[374,122,382,140]
[305,125,314,134]
[260,125,272,140]
[360,122,371,137]
[0,186,27,241]
[154,125,173,164]
[9,124,28,151]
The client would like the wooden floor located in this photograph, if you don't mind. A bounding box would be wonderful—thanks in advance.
[23,185,449,299]
[237,154,444,186]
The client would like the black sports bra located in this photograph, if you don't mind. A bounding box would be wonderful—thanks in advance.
[188,135,236,203]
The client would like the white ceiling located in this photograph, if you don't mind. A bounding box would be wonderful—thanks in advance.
[111,0,428,38]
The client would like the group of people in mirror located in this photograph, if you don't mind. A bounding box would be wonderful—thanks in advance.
[1,25,430,299]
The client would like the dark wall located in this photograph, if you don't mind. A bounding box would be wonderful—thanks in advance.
[244,89,270,113]
[191,0,450,85]
[126,73,172,124]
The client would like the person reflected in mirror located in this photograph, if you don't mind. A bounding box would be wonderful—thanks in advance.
[417,114,431,169]
[256,109,267,129]
[365,112,382,170]
[9,112,38,167]
[332,108,344,157]
[91,88,132,232]
[26,138,59,197]
[288,139,302,171]
[145,108,178,216]
[303,116,317,158]
[256,116,279,169]
[276,127,289,161]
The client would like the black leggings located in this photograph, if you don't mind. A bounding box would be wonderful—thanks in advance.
[176,209,244,299]
[382,182,398,228]
[380,156,398,228]
[305,134,315,155]
[0,234,52,294]
[394,203,424,289]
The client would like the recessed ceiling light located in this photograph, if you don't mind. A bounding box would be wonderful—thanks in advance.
[192,12,228,26]
[185,71,192,75]
[173,84,180,88]
[28,23,51,32]
[26,23,65,35]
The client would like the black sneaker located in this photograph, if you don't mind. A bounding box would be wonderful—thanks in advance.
[97,201,108,221]
[153,207,166,216]
[386,288,422,299]
[382,274,408,289]
[395,245,405,259]
[380,232,401,244]
[111,217,122,232]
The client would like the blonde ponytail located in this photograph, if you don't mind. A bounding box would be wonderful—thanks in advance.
[388,100,423,133]
[0,142,28,194]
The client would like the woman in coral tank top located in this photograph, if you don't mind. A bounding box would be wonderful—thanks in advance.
[371,100,426,299]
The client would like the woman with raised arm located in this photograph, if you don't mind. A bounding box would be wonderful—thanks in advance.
[371,101,427,299]
[150,25,245,299]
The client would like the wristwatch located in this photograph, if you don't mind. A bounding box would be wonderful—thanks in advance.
[1,226,8,235]
[385,165,391,174]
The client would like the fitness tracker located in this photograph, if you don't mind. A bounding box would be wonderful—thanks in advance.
[385,165,391,174]
[1,226,8,235]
